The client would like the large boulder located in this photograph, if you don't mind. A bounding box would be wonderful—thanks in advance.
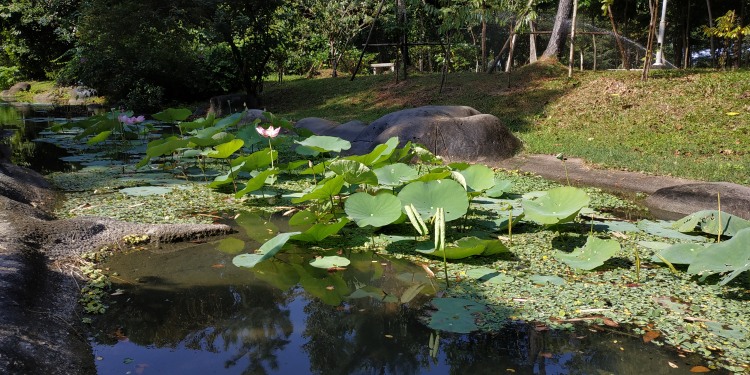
[0,82,31,96]
[645,182,750,221]
[295,118,367,142]
[353,106,521,163]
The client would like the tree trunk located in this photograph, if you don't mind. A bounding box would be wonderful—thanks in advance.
[706,0,715,68]
[641,0,659,81]
[489,0,534,72]
[439,33,452,94]
[542,0,573,60]
[506,23,518,72]
[482,4,488,72]
[398,0,408,80]
[684,0,691,69]
[608,5,629,70]
[592,34,597,70]
[330,41,338,78]
[568,0,578,78]
[529,20,538,63]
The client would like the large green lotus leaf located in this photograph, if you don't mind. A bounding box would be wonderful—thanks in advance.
[522,187,590,225]
[86,130,112,145]
[637,220,708,242]
[398,179,469,222]
[374,163,418,186]
[413,171,452,183]
[300,160,333,175]
[295,135,351,153]
[384,141,413,165]
[146,139,190,157]
[188,132,235,147]
[448,162,470,171]
[480,239,510,256]
[673,210,750,237]
[413,144,442,164]
[232,231,301,269]
[235,124,264,147]
[459,165,495,192]
[289,209,318,226]
[207,139,244,159]
[290,218,349,243]
[706,321,748,340]
[213,112,244,129]
[465,268,513,284]
[250,259,300,291]
[651,243,709,264]
[235,211,279,243]
[345,192,402,228]
[345,137,399,166]
[234,168,278,199]
[555,236,621,270]
[216,238,245,254]
[292,175,345,203]
[484,179,513,198]
[416,242,485,259]
[232,148,275,171]
[295,145,320,157]
[309,255,351,269]
[330,160,378,185]
[529,275,566,286]
[688,228,750,277]
[179,114,215,132]
[152,108,192,123]
[119,186,172,196]
[293,264,349,306]
[638,241,672,250]
[426,298,488,333]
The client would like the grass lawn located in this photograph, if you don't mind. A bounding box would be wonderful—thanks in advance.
[263,62,750,185]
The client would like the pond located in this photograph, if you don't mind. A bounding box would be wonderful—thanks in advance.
[87,211,719,375]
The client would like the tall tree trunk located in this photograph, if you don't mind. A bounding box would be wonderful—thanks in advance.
[706,0,716,68]
[529,20,538,63]
[330,41,338,78]
[608,5,630,70]
[490,0,534,71]
[439,33,452,94]
[592,34,597,70]
[506,22,518,72]
[542,0,573,59]
[482,3,487,72]
[684,0,691,69]
[567,0,578,77]
[642,0,659,81]
[398,0,408,80]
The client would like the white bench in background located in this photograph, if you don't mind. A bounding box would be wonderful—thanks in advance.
[371,63,395,74]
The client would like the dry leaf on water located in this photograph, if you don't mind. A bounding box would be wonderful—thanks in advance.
[643,331,660,343]
[668,362,678,368]
[602,317,620,327]
[690,366,710,372]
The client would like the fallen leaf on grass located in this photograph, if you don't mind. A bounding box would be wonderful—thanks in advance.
[643,331,660,343]
[385,334,393,338]
[726,112,740,116]
[690,366,710,372]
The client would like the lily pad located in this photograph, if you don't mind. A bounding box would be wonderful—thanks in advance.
[459,164,495,192]
[706,322,747,340]
[465,268,513,284]
[529,275,566,286]
[345,192,402,228]
[637,220,708,242]
[522,187,590,225]
[425,298,489,333]
[416,241,485,260]
[555,235,621,270]
[290,218,349,243]
[309,256,351,269]
[329,160,378,186]
[687,228,750,285]
[673,210,750,237]
[295,135,351,153]
[397,179,469,222]
[373,163,418,186]
[651,243,708,264]
[485,179,514,198]
[119,186,172,196]
[232,231,301,269]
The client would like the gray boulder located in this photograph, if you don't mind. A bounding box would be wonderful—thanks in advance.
[645,182,750,221]
[295,118,368,143]
[354,106,521,163]
[238,109,269,126]
[68,86,97,105]
[0,82,31,96]
[295,117,340,135]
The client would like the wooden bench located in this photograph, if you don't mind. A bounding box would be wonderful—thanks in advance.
[370,63,395,75]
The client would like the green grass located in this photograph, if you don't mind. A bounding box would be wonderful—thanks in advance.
[262,63,750,185]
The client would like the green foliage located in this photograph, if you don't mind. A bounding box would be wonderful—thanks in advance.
[688,228,750,286]
[0,66,20,90]
[397,179,469,222]
[345,192,402,228]
[522,187,590,226]
[232,231,301,269]
[673,210,750,237]
[555,235,621,270]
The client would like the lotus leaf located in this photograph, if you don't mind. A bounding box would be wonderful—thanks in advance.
[290,218,349,243]
[413,171,452,183]
[651,243,708,264]
[295,135,351,153]
[81,160,122,166]
[345,193,402,228]
[232,231,301,269]
[477,214,525,233]
[449,171,468,191]
[188,132,235,147]
[400,283,426,303]
[151,108,191,123]
[346,137,399,166]
[330,160,379,185]
[485,179,514,198]
[687,228,750,283]
[459,165,495,192]
[86,131,111,145]
[397,179,468,222]
[216,238,245,254]
[309,255,351,269]
[373,163,418,186]
[232,148,276,171]
[235,212,279,243]
[413,144,442,164]
[385,141,413,165]
[209,163,245,187]
[555,236,621,270]
[637,220,708,241]
[234,168,278,199]
[213,112,244,129]
[289,209,318,226]
[480,239,510,256]
[522,187,590,225]
[147,139,189,157]
[249,259,300,291]
[179,114,215,132]
[295,145,320,157]
[346,286,387,299]
[529,275,566,286]
[706,322,748,340]
[465,268,513,284]
[673,210,750,237]
[416,241,485,260]
[638,241,672,250]
[119,186,172,196]
[425,298,488,333]
[448,162,470,170]
[235,125,265,148]
[589,220,640,233]
[292,175,345,203]
[207,139,244,159]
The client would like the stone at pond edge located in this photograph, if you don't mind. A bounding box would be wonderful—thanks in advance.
[645,182,750,221]
[0,82,31,96]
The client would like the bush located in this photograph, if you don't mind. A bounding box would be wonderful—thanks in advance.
[0,66,20,90]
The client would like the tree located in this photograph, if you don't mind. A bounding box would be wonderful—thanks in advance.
[702,10,750,69]
[541,0,574,60]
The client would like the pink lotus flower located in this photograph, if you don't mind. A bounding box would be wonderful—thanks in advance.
[256,125,280,138]
[118,115,145,124]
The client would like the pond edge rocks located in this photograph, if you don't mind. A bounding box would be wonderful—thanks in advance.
[0,144,231,375]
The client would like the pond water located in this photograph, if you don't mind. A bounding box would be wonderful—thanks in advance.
[89,211,720,375]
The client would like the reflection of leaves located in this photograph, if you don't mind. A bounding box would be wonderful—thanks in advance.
[425,298,488,333]
[294,264,349,306]
[216,237,245,254]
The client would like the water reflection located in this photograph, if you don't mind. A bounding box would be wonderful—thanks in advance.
[90,211,721,375]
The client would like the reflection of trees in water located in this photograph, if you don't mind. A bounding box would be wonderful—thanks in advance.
[301,297,435,375]
[93,283,295,375]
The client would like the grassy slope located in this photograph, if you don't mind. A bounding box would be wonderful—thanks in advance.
[263,63,750,185]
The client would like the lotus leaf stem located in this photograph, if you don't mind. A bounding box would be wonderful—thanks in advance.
[718,192,722,243]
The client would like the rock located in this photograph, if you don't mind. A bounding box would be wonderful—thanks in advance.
[323,120,367,142]
[645,182,750,221]
[0,82,31,96]
[208,94,259,118]
[68,86,97,105]
[354,106,521,163]
[193,106,209,117]
[238,109,269,126]
[33,93,59,104]
[294,117,340,135]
